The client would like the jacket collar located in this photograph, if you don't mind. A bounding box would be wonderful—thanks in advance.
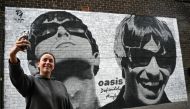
[35,74,55,80]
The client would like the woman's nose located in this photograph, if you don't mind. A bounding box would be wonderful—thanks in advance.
[56,26,70,39]
[45,60,50,64]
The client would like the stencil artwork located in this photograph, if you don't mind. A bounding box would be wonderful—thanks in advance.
[14,9,24,23]
[4,7,187,109]
[100,15,179,109]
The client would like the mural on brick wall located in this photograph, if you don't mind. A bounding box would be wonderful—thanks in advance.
[4,7,187,109]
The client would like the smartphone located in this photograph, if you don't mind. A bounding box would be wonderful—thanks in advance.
[18,31,29,51]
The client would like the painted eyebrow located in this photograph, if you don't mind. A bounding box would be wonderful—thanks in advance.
[43,18,71,23]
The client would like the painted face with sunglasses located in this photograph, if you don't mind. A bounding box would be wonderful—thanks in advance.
[124,36,174,105]
[113,15,176,108]
[27,11,100,109]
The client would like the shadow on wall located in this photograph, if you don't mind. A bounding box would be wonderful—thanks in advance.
[186,68,190,77]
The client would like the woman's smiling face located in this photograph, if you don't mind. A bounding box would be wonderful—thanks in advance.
[37,53,55,78]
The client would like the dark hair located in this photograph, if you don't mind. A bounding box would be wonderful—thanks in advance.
[27,11,99,75]
[114,15,176,77]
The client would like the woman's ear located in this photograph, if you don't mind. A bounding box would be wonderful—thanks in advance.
[36,61,40,68]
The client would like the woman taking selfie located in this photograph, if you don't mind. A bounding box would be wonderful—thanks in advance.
[8,35,73,109]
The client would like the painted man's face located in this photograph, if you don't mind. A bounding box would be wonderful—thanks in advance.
[124,36,172,105]
[34,18,99,109]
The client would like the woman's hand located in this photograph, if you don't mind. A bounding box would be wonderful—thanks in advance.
[9,35,31,63]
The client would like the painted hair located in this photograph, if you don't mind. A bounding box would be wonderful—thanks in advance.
[27,11,99,75]
[114,15,176,77]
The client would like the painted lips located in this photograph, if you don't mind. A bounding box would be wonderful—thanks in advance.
[137,74,164,99]
[56,42,76,48]
[140,80,163,93]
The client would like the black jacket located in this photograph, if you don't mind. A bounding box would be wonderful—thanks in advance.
[9,59,73,109]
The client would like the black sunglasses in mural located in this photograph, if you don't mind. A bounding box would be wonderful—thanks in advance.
[32,21,87,38]
[125,48,175,69]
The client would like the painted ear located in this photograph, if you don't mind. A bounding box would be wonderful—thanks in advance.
[92,52,100,66]
[28,60,39,75]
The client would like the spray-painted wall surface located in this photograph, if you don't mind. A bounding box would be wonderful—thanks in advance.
[4,7,187,109]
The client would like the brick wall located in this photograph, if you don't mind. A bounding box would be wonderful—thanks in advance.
[1,0,190,109]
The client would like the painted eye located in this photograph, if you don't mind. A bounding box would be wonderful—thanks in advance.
[42,29,52,36]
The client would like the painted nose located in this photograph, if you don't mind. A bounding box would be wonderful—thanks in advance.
[57,26,70,39]
[145,57,163,81]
